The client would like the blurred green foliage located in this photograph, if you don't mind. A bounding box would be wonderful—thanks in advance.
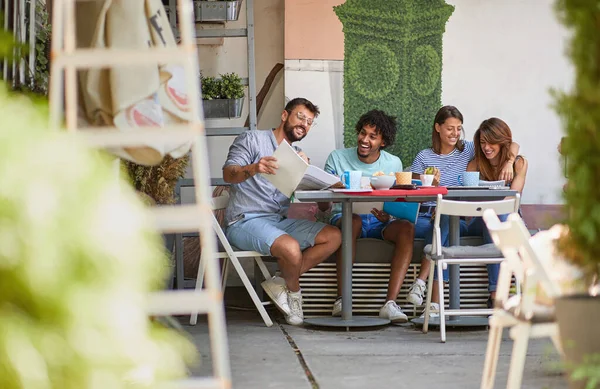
[0,84,196,389]
[554,0,600,281]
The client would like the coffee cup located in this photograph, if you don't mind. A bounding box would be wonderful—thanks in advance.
[341,170,362,189]
[395,171,412,185]
[420,174,435,186]
[458,171,480,187]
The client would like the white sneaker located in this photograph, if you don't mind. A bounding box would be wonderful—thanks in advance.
[261,276,290,315]
[379,300,408,323]
[419,302,440,319]
[407,279,427,306]
[286,291,304,325]
[331,297,342,317]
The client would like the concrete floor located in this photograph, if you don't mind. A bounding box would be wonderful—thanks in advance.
[182,307,567,389]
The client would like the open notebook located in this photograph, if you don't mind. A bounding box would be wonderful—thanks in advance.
[261,140,340,198]
[382,202,420,224]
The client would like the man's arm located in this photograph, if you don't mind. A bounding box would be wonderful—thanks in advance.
[223,164,256,184]
[223,156,278,184]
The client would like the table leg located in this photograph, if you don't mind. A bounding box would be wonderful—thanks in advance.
[341,201,353,320]
[448,215,461,314]
[302,200,390,329]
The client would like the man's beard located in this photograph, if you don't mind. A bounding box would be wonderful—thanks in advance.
[283,118,307,142]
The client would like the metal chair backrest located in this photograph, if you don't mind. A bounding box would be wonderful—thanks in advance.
[431,193,520,256]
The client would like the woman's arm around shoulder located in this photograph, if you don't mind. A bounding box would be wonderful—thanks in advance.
[510,156,528,193]
[467,159,478,172]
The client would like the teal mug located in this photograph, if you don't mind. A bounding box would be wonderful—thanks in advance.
[458,171,480,186]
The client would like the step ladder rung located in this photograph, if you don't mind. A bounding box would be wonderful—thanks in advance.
[52,47,194,69]
[67,126,201,148]
[147,290,221,316]
[151,204,212,233]
[160,377,231,389]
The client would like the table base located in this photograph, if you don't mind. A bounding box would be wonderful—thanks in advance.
[304,316,390,330]
[411,316,490,327]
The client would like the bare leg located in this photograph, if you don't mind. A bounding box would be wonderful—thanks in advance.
[300,225,341,274]
[382,220,415,301]
[431,280,441,304]
[416,256,430,282]
[270,235,303,292]
[270,226,341,292]
[334,214,362,297]
[415,257,446,304]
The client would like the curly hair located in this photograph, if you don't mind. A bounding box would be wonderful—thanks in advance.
[354,110,397,149]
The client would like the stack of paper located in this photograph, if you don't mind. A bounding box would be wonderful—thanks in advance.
[261,140,341,198]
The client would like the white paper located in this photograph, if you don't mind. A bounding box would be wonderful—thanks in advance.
[262,140,308,198]
[297,165,341,191]
[262,141,341,198]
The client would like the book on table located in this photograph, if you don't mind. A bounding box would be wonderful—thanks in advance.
[261,140,341,198]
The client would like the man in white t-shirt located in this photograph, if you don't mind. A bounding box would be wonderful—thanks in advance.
[320,110,415,323]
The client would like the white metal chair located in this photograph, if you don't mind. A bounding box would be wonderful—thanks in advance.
[480,210,562,389]
[192,192,274,327]
[422,194,521,342]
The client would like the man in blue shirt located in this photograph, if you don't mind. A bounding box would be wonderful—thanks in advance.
[321,110,415,323]
[223,98,342,326]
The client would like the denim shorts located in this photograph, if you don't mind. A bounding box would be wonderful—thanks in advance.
[225,213,327,256]
[329,213,389,239]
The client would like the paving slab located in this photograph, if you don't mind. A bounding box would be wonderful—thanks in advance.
[181,309,567,389]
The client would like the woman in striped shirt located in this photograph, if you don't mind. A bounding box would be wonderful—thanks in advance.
[466,117,527,306]
[405,106,520,318]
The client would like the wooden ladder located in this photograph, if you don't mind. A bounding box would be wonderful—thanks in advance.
[47,0,231,388]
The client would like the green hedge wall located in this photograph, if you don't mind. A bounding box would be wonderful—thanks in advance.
[334,0,454,165]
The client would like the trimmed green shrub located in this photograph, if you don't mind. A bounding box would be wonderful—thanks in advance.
[334,0,454,165]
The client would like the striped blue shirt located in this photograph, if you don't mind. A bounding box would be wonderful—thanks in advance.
[411,141,475,205]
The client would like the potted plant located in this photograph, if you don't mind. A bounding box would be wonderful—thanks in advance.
[193,0,243,23]
[201,72,245,119]
[553,1,600,388]
[122,155,190,289]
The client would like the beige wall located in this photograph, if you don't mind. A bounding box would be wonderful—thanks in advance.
[197,0,285,131]
[198,0,285,180]
[284,0,344,60]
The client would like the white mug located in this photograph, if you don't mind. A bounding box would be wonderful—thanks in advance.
[420,174,434,186]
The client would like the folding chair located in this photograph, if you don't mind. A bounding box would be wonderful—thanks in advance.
[422,194,521,342]
[191,192,275,327]
[480,210,562,389]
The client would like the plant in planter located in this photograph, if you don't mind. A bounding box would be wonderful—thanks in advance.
[194,0,243,23]
[201,72,245,119]
[122,155,190,206]
[552,0,600,387]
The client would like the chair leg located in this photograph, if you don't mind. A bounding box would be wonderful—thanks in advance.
[423,260,435,334]
[190,249,209,326]
[507,325,530,389]
[254,256,272,280]
[226,254,273,327]
[174,233,184,290]
[437,262,446,343]
[221,257,230,291]
[550,326,563,357]
[480,322,503,389]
